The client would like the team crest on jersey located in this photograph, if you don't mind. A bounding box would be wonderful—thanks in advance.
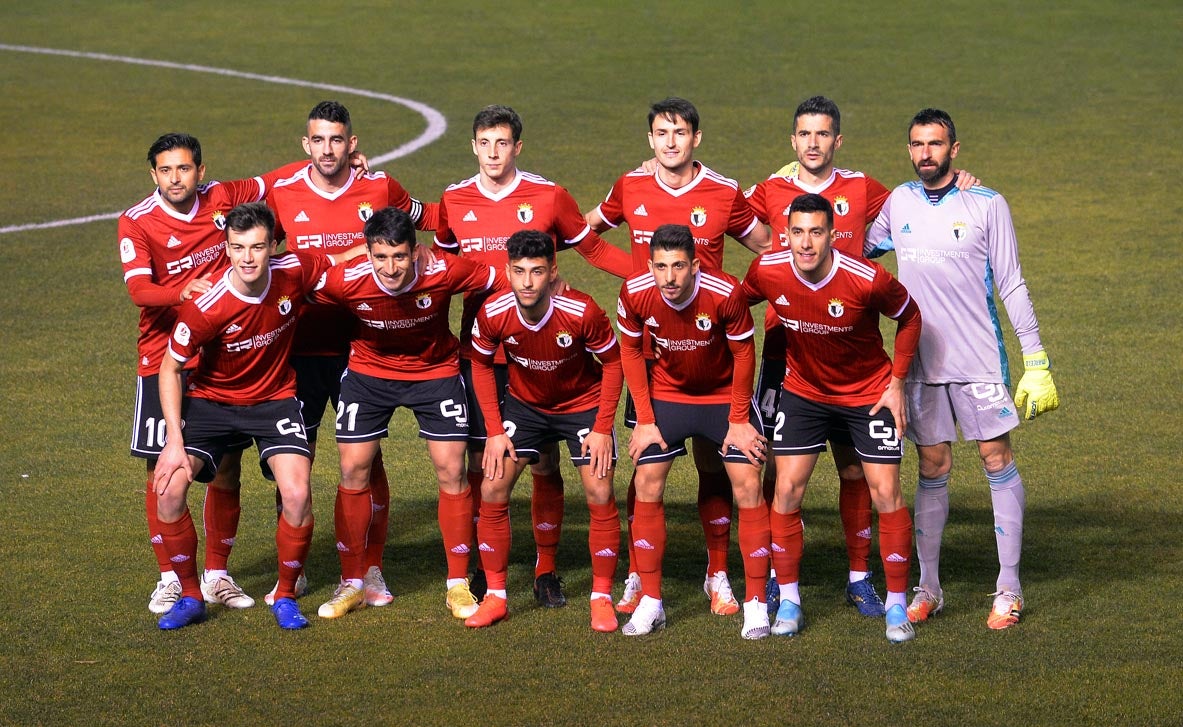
[357,202,374,222]
[555,331,573,348]
[416,293,432,309]
[690,206,707,227]
[174,322,191,346]
[517,203,534,223]
[211,210,227,230]
[951,221,968,242]
[695,313,712,331]
[278,296,292,316]
[828,298,845,318]
[119,237,136,264]
[833,196,850,216]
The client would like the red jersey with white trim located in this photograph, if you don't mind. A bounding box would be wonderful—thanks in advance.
[168,252,333,405]
[311,254,499,381]
[434,170,631,362]
[266,165,438,357]
[617,269,754,405]
[595,161,760,271]
[472,289,620,424]
[120,177,270,377]
[740,249,921,407]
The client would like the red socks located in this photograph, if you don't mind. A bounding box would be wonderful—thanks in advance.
[335,485,372,581]
[158,509,201,599]
[275,515,314,600]
[737,505,771,602]
[587,500,620,595]
[202,484,240,572]
[697,469,733,575]
[476,500,511,591]
[145,481,171,573]
[839,475,873,572]
[631,500,666,599]
[438,488,475,581]
[531,470,564,576]
[364,452,390,570]
[769,508,804,585]
[878,507,913,594]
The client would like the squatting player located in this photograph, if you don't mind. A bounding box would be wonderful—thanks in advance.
[617,224,772,640]
[585,97,770,618]
[464,230,624,632]
[310,206,505,621]
[433,104,631,611]
[866,108,1059,630]
[741,194,922,643]
[119,133,304,615]
[266,100,439,607]
[152,202,360,630]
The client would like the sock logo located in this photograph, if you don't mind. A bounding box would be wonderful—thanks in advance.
[771,543,786,553]
[282,560,303,568]
[856,527,872,540]
[221,537,236,546]
[151,534,163,544]
[708,517,731,526]
[169,554,191,563]
[885,553,908,563]
[633,538,656,550]
[748,547,771,558]
[450,544,471,554]
[336,541,349,552]
[478,542,495,552]
[536,522,558,531]
[593,548,617,557]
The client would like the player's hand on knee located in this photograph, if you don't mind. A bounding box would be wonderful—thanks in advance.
[482,434,516,481]
[627,423,667,464]
[723,421,766,466]
[582,430,613,479]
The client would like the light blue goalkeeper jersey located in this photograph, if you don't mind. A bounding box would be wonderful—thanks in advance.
[865,182,1043,386]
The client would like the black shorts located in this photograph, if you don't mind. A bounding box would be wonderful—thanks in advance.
[335,370,470,443]
[130,373,250,461]
[180,397,311,482]
[500,395,616,467]
[755,356,786,431]
[636,399,764,465]
[769,391,902,463]
[459,358,508,443]
[292,354,348,442]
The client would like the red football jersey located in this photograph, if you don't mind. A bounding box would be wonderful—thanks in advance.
[434,170,631,362]
[617,269,755,422]
[471,289,622,434]
[168,252,333,405]
[595,162,760,272]
[740,249,921,407]
[311,254,500,381]
[266,165,438,357]
[120,178,273,377]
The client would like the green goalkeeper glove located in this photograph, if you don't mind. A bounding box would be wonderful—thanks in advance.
[1013,350,1059,421]
[774,161,800,178]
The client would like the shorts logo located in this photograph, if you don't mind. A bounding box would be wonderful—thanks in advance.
[869,420,899,448]
[357,202,374,222]
[416,293,432,310]
[952,221,969,242]
[440,399,468,425]
[999,406,1013,418]
[276,418,307,440]
[971,383,1007,405]
[833,195,850,216]
[278,296,292,316]
[695,313,712,331]
[174,322,192,347]
[119,237,136,263]
[517,203,534,223]
[212,210,226,230]
[828,298,845,318]
[555,331,573,348]
[690,206,707,227]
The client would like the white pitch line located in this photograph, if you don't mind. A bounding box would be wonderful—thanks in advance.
[0,44,447,235]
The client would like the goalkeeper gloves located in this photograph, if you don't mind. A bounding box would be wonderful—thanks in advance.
[774,161,800,178]
[1013,350,1059,421]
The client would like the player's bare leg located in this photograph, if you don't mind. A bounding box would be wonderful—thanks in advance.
[267,452,315,629]
[430,439,479,619]
[621,460,672,636]
[693,437,737,615]
[723,458,771,640]
[530,442,567,607]
[769,452,818,636]
[832,443,882,616]
[863,460,914,642]
[577,460,619,633]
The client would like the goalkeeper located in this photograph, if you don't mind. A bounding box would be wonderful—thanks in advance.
[865,108,1059,631]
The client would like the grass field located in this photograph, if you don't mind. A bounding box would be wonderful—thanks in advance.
[1,1,1181,725]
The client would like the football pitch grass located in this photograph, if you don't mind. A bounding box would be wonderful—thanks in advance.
[1,1,1180,724]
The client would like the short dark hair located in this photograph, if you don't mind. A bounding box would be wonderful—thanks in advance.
[788,193,834,229]
[507,229,555,263]
[225,202,275,240]
[148,133,202,168]
[650,224,695,259]
[648,97,699,133]
[793,96,841,135]
[909,108,957,143]
[308,101,352,134]
[363,206,416,248]
[472,104,522,142]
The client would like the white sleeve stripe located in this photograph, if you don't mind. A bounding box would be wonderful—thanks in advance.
[593,204,619,229]
[726,327,755,341]
[888,294,912,320]
[588,338,617,354]
[124,268,152,281]
[471,342,496,356]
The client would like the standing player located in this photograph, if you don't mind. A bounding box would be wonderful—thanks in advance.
[585,97,770,618]
[617,224,772,640]
[152,202,358,630]
[742,194,922,643]
[308,206,504,621]
[120,133,304,615]
[464,230,624,631]
[434,104,631,609]
[265,100,439,607]
[866,108,1059,629]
